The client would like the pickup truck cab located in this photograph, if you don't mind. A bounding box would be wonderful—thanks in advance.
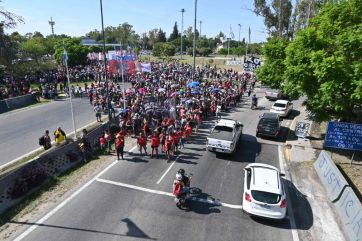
[207,119,243,154]
[265,89,282,100]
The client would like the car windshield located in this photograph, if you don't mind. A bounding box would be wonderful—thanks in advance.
[259,119,278,127]
[273,103,286,108]
[251,190,281,204]
[213,126,233,132]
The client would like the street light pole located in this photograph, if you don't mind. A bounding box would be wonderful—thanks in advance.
[192,0,197,80]
[181,8,185,60]
[227,37,230,58]
[238,24,241,47]
[199,20,202,38]
[99,0,112,120]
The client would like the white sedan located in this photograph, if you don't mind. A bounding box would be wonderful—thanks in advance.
[270,100,293,117]
[242,163,287,220]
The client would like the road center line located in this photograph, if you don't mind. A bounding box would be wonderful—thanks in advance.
[96,178,243,209]
[156,156,179,184]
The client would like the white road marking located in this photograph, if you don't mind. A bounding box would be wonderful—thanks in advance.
[96,178,243,209]
[13,160,119,241]
[156,156,180,184]
[278,145,300,241]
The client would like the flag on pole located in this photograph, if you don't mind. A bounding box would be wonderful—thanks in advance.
[63,48,69,64]
[230,25,235,39]
[248,26,251,43]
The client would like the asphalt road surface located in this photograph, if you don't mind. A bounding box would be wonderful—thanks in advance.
[0,97,101,166]
[13,92,312,241]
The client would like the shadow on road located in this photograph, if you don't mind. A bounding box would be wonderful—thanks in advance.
[186,188,222,215]
[10,220,157,240]
[214,134,261,163]
[121,218,157,240]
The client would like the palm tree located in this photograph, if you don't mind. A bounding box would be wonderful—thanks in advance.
[0,0,24,28]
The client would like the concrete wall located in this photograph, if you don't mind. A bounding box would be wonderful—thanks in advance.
[0,119,116,214]
[314,150,362,241]
[0,94,38,114]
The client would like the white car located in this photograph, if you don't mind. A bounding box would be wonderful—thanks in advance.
[242,163,287,220]
[270,99,293,117]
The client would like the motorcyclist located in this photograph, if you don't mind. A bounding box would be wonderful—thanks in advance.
[173,169,191,197]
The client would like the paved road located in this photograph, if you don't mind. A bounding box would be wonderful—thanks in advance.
[0,98,100,166]
[14,93,311,241]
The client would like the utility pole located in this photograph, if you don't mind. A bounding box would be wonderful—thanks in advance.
[48,17,55,37]
[199,20,202,38]
[181,8,185,59]
[238,24,241,46]
[192,0,197,80]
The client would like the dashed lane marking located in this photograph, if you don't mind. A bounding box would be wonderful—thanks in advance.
[156,155,179,184]
[96,178,243,209]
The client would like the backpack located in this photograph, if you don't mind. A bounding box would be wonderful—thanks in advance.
[39,136,45,146]
[173,182,183,197]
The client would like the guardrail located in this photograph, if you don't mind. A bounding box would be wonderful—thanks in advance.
[314,150,362,241]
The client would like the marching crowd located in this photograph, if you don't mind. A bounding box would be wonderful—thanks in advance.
[89,61,255,160]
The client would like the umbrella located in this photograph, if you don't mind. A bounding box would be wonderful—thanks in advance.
[212,88,221,93]
[158,88,166,92]
[138,88,146,94]
[185,99,194,105]
[125,88,133,94]
[171,84,179,88]
[187,81,200,88]
[191,90,200,95]
[170,92,177,97]
[178,90,185,94]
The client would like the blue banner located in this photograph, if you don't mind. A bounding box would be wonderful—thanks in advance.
[324,121,362,151]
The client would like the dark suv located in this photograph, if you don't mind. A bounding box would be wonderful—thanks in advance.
[256,113,281,138]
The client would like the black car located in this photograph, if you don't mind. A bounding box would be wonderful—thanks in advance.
[256,113,281,138]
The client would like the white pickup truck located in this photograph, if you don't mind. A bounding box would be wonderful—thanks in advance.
[206,119,243,154]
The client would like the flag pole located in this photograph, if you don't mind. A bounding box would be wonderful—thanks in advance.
[63,42,77,140]
[246,26,250,57]
[120,42,126,110]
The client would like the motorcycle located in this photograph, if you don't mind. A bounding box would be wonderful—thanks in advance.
[173,173,193,209]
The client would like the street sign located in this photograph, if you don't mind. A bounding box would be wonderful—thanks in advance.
[324,121,362,151]
[295,122,310,138]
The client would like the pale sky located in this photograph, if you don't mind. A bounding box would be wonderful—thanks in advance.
[2,0,268,43]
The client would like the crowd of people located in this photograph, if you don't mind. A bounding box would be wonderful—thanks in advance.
[90,61,255,160]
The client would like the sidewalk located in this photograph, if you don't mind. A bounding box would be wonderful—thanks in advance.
[284,106,346,241]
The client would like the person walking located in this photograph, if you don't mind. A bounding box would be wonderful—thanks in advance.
[104,129,112,154]
[150,132,160,158]
[39,130,52,150]
[94,104,102,122]
[137,133,148,155]
[115,133,125,160]
[54,127,66,144]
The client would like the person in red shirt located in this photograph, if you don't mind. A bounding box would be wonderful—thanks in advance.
[172,130,180,153]
[178,128,185,149]
[164,135,174,160]
[160,131,167,152]
[185,122,192,140]
[150,132,160,158]
[143,121,150,136]
[99,136,106,151]
[115,134,125,160]
[137,133,148,155]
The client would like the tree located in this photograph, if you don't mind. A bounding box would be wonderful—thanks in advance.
[19,37,47,62]
[253,0,293,38]
[53,38,88,67]
[255,37,288,89]
[0,0,24,28]
[152,42,176,57]
[156,28,166,43]
[283,0,362,122]
[148,28,158,49]
[0,23,17,66]
[169,22,179,41]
